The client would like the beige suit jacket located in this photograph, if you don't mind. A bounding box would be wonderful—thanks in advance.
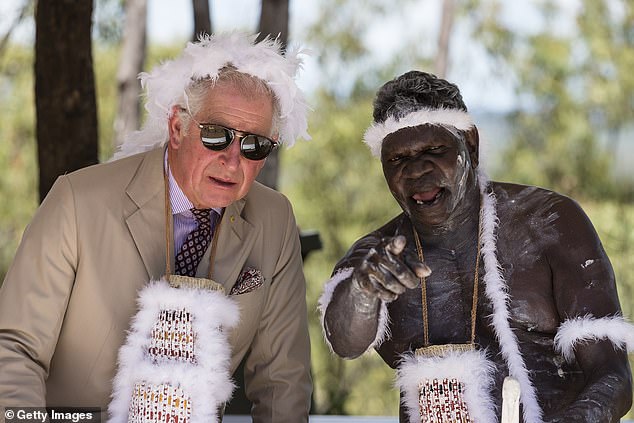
[0,147,312,422]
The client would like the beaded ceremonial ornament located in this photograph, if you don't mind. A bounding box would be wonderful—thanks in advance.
[108,275,239,423]
[396,209,497,423]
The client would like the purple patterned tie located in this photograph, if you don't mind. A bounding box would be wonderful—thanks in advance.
[174,208,217,277]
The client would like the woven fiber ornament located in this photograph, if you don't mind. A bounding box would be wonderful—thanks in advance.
[396,347,496,423]
[108,277,239,423]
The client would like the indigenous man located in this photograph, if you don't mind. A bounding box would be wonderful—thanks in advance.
[320,70,632,422]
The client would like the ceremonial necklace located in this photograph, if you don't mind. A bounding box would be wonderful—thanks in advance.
[163,154,225,290]
[411,205,482,357]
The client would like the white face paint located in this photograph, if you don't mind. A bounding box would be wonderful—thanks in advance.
[446,144,472,214]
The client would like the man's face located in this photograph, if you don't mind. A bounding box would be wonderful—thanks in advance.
[381,124,477,226]
[168,82,273,208]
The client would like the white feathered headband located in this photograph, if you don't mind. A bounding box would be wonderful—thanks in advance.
[115,32,310,159]
[363,107,475,158]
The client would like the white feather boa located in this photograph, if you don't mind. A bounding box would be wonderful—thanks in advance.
[396,348,497,423]
[555,314,634,362]
[477,171,543,423]
[108,278,239,423]
[318,267,390,354]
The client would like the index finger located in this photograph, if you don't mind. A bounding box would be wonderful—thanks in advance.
[384,235,406,256]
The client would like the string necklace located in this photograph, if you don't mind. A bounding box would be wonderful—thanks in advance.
[163,154,225,291]
[411,205,482,357]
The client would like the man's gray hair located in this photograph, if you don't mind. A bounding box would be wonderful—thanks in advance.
[112,32,309,160]
[180,68,281,138]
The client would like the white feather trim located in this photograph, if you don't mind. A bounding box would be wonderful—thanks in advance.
[318,267,390,354]
[477,169,543,423]
[108,278,240,423]
[113,32,310,160]
[554,315,634,362]
[396,348,497,423]
[363,108,475,157]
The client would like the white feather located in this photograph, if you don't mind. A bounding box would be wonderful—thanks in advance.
[478,169,543,423]
[363,108,475,157]
[554,314,634,362]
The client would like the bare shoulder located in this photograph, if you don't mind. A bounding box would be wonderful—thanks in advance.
[491,182,588,223]
[489,181,600,251]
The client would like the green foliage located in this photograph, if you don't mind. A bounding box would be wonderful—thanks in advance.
[0,44,37,279]
[583,200,634,419]
[471,0,634,200]
[94,44,119,159]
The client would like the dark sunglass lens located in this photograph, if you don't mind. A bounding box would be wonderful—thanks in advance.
[242,135,273,160]
[200,126,232,150]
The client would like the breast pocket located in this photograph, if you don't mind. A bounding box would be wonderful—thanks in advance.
[227,284,268,355]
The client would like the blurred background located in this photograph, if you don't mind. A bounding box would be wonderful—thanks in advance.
[0,0,633,417]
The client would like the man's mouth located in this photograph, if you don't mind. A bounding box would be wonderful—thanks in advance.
[412,188,444,206]
[209,176,237,187]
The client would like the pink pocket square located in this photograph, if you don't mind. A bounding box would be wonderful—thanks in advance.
[230,267,264,295]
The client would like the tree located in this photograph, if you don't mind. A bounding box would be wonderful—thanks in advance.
[434,0,456,78]
[113,0,147,147]
[192,0,212,40]
[255,0,290,190]
[35,0,98,201]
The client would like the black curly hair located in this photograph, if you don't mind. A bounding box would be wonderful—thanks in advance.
[372,71,467,124]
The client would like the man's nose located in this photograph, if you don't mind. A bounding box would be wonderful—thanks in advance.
[218,135,242,168]
[405,157,434,178]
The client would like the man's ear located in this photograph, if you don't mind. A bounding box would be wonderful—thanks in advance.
[464,126,480,168]
[168,106,184,149]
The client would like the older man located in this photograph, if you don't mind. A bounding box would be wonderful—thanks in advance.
[320,71,632,422]
[0,33,311,422]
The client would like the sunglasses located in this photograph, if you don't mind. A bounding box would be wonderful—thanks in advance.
[197,123,277,161]
[181,107,277,161]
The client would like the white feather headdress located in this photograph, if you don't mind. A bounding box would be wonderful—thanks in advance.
[114,32,311,159]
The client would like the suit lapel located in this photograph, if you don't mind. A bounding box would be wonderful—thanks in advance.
[124,147,167,280]
[207,197,260,294]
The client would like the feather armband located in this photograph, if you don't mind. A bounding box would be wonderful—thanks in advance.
[318,267,390,354]
[554,315,634,362]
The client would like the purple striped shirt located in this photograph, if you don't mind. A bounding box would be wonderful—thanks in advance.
[165,151,222,255]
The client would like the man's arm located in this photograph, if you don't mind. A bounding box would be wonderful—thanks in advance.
[321,232,428,359]
[546,195,632,422]
[0,176,78,406]
[244,199,311,423]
